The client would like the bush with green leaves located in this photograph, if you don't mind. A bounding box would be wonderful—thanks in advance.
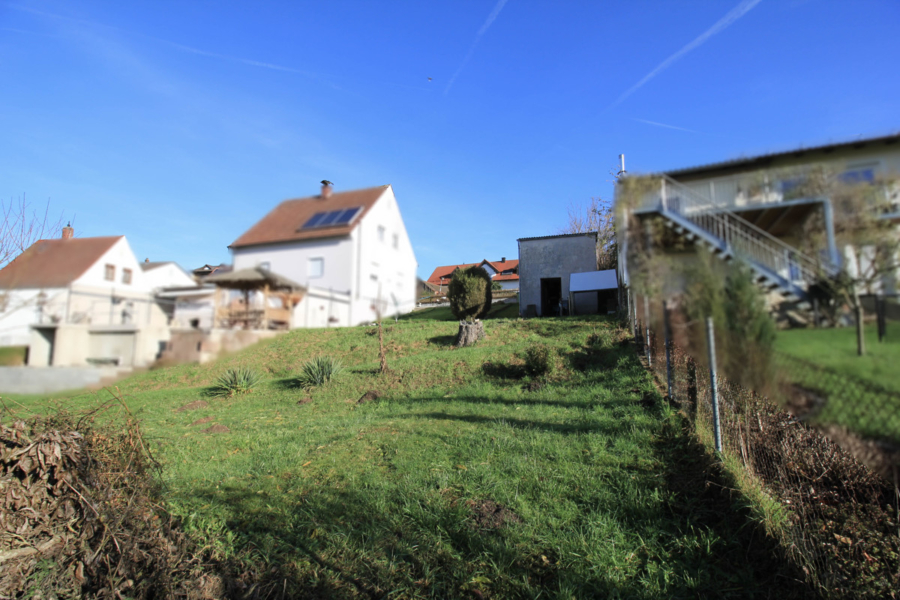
[211,367,262,397]
[297,355,344,387]
[523,343,553,377]
[448,266,492,321]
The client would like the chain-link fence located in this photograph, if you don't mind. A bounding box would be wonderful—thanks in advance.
[630,294,900,599]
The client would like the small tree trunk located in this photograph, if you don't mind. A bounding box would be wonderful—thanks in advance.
[378,320,387,373]
[455,320,485,347]
[855,294,866,356]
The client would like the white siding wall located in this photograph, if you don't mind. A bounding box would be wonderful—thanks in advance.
[142,263,195,291]
[351,187,418,324]
[233,237,356,295]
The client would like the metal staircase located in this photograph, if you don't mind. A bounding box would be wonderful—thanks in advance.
[644,175,836,304]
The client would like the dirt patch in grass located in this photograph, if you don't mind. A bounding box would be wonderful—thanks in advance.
[297,396,312,405]
[201,424,230,434]
[467,499,522,530]
[174,400,209,413]
[358,390,382,404]
[524,380,544,393]
[190,416,215,426]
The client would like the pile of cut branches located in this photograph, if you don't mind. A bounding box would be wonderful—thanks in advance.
[0,399,228,599]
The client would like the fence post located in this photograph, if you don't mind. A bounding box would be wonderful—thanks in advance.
[706,316,722,453]
[644,295,651,367]
[877,296,886,343]
[813,297,819,329]
[664,299,674,401]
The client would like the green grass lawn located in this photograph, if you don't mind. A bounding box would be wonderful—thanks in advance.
[402,301,520,322]
[775,322,900,392]
[4,316,807,598]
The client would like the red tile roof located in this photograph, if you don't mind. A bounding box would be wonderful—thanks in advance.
[230,185,390,249]
[426,259,519,285]
[0,236,123,289]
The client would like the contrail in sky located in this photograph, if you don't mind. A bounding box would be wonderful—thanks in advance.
[444,0,509,95]
[632,118,698,133]
[610,0,763,109]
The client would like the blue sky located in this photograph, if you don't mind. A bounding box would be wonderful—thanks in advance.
[2,0,898,278]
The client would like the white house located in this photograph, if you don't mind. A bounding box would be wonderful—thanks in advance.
[227,182,418,326]
[140,261,196,291]
[0,227,172,367]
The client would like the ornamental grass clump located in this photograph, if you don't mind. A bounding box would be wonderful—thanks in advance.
[297,355,344,388]
[211,367,262,397]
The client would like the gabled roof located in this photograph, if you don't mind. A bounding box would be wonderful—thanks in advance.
[426,259,519,285]
[481,258,519,273]
[230,185,390,249]
[141,261,171,271]
[0,236,123,290]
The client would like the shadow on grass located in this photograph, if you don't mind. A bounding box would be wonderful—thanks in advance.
[649,413,819,599]
[191,480,655,599]
[427,334,456,347]
[271,377,305,391]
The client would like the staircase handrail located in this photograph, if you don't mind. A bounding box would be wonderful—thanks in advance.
[655,174,836,283]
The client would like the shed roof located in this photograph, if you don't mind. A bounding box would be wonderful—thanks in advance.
[0,236,123,290]
[570,270,617,292]
[517,232,597,243]
[662,132,900,179]
[205,266,306,291]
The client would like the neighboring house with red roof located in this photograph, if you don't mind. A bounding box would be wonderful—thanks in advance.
[426,258,520,292]
[0,226,175,367]
[227,181,418,326]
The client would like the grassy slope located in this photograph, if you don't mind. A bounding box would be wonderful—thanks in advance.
[775,322,900,392]
[5,317,807,599]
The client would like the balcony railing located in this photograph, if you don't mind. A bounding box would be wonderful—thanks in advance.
[648,175,835,287]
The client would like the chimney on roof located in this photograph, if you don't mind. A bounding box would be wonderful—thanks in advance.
[145,258,150,263]
[320,180,334,199]
[61,222,73,240]
[501,257,506,263]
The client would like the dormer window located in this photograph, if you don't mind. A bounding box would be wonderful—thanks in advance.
[122,268,132,285]
[105,264,115,281]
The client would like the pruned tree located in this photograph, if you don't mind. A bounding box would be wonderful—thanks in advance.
[560,196,617,270]
[448,266,491,346]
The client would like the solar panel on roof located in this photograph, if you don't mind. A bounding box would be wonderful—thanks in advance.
[298,206,363,231]
[301,212,327,229]
[334,207,361,225]
[319,210,341,226]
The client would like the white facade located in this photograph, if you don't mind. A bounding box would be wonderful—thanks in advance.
[232,186,418,327]
[0,237,173,367]
[142,263,196,291]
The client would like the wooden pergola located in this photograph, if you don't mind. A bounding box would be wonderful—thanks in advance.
[205,267,305,330]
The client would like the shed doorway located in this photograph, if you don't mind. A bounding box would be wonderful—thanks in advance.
[540,278,562,316]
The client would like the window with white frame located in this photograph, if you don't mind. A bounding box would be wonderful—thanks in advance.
[378,226,385,242]
[308,257,324,278]
[392,233,399,249]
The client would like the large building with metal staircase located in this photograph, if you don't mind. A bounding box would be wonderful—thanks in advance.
[617,133,900,307]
